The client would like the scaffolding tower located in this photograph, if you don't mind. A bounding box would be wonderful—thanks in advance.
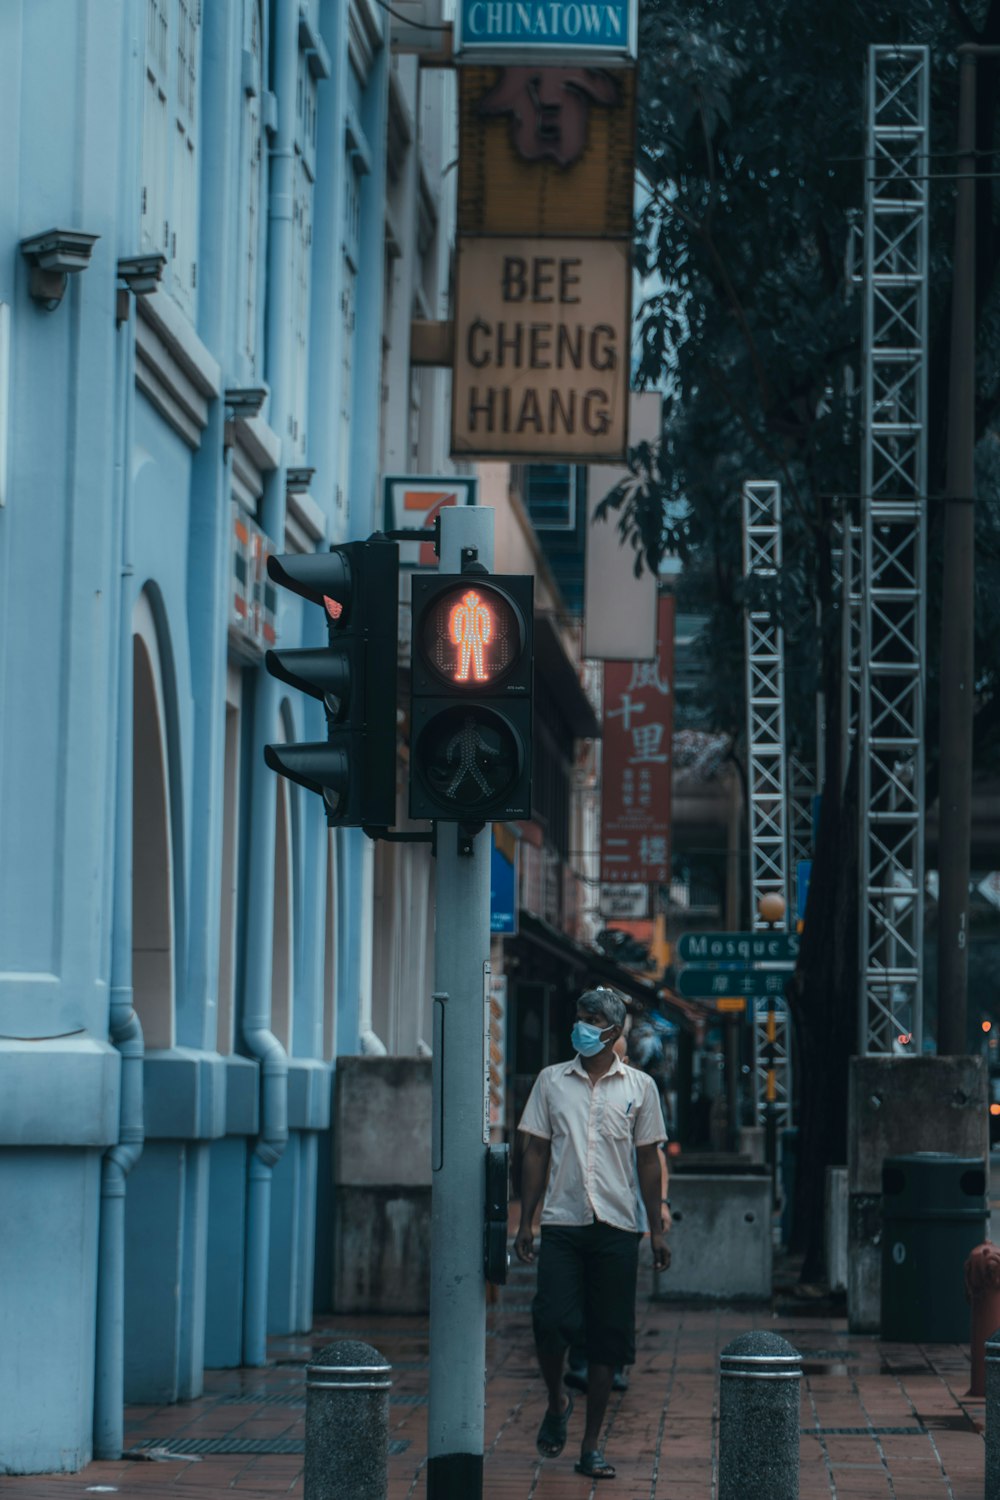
[838,516,863,791]
[742,480,792,1126]
[857,45,929,1055]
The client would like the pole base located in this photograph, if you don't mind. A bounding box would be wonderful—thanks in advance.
[427,1451,484,1499]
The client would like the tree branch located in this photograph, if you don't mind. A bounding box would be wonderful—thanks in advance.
[948,0,980,42]
[700,361,818,536]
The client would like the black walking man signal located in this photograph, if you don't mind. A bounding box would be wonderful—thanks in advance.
[409,572,533,822]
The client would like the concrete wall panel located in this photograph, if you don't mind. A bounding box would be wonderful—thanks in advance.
[653,1174,772,1300]
[123,1143,186,1404]
[204,1136,249,1369]
[0,1148,102,1472]
[333,1057,431,1187]
[333,1186,432,1314]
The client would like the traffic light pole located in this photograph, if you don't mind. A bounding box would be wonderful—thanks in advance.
[426,504,495,1500]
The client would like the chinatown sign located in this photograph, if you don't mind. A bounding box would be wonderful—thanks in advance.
[600,595,675,884]
[455,0,637,65]
[451,235,629,460]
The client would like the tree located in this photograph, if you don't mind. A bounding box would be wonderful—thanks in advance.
[602,0,1000,1276]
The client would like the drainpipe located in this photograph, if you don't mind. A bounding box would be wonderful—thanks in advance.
[239,0,298,1367]
[93,214,144,1460]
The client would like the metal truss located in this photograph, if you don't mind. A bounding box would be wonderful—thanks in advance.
[858,45,929,1055]
[788,752,817,916]
[742,480,792,1127]
[837,515,863,790]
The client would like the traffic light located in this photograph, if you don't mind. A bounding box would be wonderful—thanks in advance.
[264,539,399,828]
[409,570,533,822]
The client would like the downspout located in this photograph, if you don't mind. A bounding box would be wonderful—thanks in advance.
[239,0,298,1367]
[344,28,389,1059]
[93,242,144,1460]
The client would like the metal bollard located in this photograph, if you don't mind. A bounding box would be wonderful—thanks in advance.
[304,1340,392,1500]
[719,1331,801,1500]
[965,1243,1000,1397]
[986,1327,1000,1499]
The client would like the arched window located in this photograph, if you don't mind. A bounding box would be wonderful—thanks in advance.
[216,678,242,1055]
[132,595,175,1051]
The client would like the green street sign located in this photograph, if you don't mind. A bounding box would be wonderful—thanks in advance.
[676,930,799,965]
[676,968,790,1000]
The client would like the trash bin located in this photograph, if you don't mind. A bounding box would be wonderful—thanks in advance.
[881,1152,987,1342]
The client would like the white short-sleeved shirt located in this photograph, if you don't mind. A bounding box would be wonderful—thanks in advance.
[518,1055,667,1232]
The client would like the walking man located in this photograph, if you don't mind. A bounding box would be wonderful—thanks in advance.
[515,987,670,1480]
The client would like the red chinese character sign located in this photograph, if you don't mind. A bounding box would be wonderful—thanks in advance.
[600,595,675,883]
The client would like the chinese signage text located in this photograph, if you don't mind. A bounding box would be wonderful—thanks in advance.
[600,595,675,883]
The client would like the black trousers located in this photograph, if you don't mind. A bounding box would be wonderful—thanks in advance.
[532,1221,640,1370]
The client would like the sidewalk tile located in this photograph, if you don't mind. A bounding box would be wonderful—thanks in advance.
[0,1256,988,1499]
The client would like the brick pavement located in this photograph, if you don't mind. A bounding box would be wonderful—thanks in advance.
[1,1257,986,1499]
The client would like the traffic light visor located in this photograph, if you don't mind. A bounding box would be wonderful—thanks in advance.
[418,582,523,689]
[267,550,351,619]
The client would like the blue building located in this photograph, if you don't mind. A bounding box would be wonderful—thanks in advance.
[0,0,457,1471]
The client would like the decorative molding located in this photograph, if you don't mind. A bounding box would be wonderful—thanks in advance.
[135,294,221,450]
[348,0,382,81]
[20,229,99,310]
[299,5,332,78]
[417,163,438,254]
[385,203,403,259]
[286,487,326,546]
[229,414,281,511]
[345,104,373,175]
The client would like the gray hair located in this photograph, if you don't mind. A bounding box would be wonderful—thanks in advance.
[578,987,626,1029]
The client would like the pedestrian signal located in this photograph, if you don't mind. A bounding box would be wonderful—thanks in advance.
[264,539,399,828]
[409,571,533,822]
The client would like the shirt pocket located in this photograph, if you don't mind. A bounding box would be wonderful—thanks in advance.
[603,1102,634,1140]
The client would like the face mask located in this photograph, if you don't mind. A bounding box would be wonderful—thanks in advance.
[572,1020,612,1058]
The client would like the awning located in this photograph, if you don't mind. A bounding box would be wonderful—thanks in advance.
[511,911,707,1033]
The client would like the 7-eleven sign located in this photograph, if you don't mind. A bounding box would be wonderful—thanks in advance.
[383,475,478,568]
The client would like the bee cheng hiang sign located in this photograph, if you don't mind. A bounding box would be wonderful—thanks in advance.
[451,235,629,461]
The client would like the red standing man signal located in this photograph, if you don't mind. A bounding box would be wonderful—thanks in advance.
[450,589,493,682]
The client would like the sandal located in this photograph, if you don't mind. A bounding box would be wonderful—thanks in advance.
[536,1390,574,1457]
[575,1449,616,1479]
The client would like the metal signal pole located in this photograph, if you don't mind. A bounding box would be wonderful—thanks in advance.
[426,503,495,1500]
